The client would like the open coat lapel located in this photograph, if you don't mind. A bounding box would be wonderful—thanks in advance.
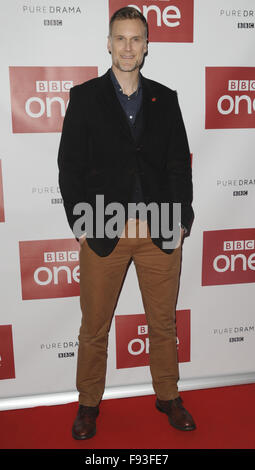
[139,73,158,145]
[97,69,134,143]
[97,69,158,145]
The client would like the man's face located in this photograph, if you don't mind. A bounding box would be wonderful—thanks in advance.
[107,18,148,73]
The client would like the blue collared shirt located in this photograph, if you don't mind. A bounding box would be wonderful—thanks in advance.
[110,68,142,125]
[110,68,146,219]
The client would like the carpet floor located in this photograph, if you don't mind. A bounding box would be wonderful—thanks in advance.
[0,383,255,450]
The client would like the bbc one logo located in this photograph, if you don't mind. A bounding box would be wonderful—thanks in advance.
[109,0,194,42]
[19,239,80,300]
[9,66,98,133]
[202,229,255,286]
[115,311,190,369]
[205,67,255,129]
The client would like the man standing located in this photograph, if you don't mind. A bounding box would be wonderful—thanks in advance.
[58,7,195,440]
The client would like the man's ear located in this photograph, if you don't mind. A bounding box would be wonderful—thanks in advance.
[107,36,112,54]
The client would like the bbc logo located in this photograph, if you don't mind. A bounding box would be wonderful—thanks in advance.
[228,80,255,91]
[43,251,79,263]
[138,325,148,335]
[223,240,254,251]
[35,80,73,92]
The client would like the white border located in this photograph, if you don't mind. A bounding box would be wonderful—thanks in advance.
[1,373,255,411]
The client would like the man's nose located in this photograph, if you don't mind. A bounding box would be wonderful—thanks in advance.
[124,40,132,51]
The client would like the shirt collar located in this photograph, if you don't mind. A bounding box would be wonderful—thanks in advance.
[110,67,142,97]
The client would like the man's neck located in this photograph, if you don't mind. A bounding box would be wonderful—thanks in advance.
[111,65,140,96]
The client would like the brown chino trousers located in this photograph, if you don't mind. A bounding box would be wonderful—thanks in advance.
[77,218,182,406]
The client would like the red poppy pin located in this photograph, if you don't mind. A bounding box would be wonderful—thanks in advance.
[152,97,157,102]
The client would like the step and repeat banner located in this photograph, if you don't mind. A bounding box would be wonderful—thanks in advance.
[1,0,255,408]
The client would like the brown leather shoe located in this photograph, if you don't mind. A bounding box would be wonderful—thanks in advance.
[156,396,196,431]
[72,404,99,440]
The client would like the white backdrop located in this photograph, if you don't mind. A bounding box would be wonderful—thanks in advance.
[1,0,255,410]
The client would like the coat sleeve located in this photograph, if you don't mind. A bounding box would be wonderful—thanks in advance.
[58,86,88,237]
[166,91,194,235]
